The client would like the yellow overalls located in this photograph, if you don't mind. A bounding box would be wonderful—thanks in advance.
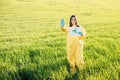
[61,26,86,72]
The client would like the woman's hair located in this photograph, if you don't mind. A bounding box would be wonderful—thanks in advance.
[69,15,79,27]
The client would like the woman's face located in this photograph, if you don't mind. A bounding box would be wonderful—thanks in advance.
[71,17,77,26]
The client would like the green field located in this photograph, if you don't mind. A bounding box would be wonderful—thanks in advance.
[0,0,120,80]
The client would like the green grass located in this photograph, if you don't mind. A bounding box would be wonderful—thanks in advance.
[0,0,120,80]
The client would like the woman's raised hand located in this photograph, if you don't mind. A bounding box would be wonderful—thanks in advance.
[60,18,65,27]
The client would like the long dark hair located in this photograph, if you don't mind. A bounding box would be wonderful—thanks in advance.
[69,15,79,27]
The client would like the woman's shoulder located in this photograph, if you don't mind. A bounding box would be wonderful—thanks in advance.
[79,25,85,30]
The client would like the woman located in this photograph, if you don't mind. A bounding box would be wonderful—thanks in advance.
[61,15,86,74]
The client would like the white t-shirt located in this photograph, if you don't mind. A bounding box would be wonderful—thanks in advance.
[69,26,82,36]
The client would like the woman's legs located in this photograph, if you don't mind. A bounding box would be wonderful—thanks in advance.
[67,48,77,74]
[75,44,84,68]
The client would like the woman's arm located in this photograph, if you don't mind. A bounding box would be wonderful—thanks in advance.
[79,25,86,40]
[60,18,69,33]
[81,26,86,37]
[61,26,69,33]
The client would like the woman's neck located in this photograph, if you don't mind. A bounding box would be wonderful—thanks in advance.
[72,25,76,27]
